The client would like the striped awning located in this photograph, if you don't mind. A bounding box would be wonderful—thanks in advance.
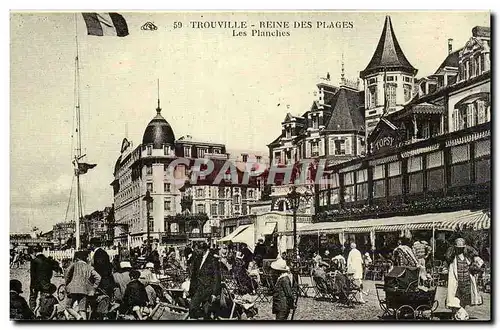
[440,210,490,231]
[286,209,490,236]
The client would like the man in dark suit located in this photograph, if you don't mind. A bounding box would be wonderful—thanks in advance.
[29,246,59,310]
[188,242,221,319]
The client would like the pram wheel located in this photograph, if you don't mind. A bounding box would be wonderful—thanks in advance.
[415,305,432,319]
[396,305,415,320]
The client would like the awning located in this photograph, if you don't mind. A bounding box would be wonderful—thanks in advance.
[441,210,490,231]
[261,222,277,236]
[231,226,255,252]
[218,225,250,243]
[287,210,489,236]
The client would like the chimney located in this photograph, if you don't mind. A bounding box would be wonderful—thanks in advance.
[448,38,453,54]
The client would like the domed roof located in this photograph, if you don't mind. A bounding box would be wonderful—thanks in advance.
[142,107,175,148]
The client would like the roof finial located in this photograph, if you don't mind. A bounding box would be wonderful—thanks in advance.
[156,78,161,114]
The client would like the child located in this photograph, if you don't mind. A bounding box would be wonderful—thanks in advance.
[271,259,295,320]
[37,284,59,320]
[121,269,149,320]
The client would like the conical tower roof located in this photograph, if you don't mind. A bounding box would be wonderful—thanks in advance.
[360,16,417,79]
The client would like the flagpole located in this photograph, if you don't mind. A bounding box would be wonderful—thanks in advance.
[74,13,82,251]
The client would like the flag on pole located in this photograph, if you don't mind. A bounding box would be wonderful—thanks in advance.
[75,162,97,175]
[82,13,129,37]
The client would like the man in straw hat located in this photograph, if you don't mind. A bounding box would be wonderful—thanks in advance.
[446,237,483,320]
[270,259,295,320]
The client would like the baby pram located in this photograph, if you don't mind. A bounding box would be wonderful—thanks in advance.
[376,266,438,320]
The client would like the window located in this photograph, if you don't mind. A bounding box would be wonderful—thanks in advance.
[274,151,281,165]
[285,126,292,138]
[198,148,206,158]
[148,218,154,232]
[404,84,412,102]
[218,187,225,198]
[196,204,205,214]
[196,188,204,198]
[404,76,412,83]
[387,84,397,107]
[164,200,171,211]
[146,165,152,175]
[233,195,240,204]
[368,77,377,85]
[163,145,170,155]
[256,155,262,163]
[146,182,153,192]
[388,161,401,177]
[248,190,254,199]
[211,204,217,215]
[475,158,490,184]
[373,180,386,198]
[311,141,319,157]
[343,172,355,202]
[426,151,443,169]
[213,148,220,154]
[368,86,377,108]
[147,145,152,155]
[219,202,225,215]
[285,149,292,164]
[312,115,319,129]
[387,161,401,196]
[164,183,171,192]
[356,169,368,200]
[450,145,471,187]
[184,146,191,158]
[242,154,248,162]
[334,140,346,155]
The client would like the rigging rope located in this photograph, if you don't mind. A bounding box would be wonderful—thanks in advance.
[64,175,75,222]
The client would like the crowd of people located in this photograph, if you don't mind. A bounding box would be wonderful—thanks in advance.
[10,235,488,321]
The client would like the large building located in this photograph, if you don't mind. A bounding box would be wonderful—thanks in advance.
[111,102,264,247]
[302,23,491,254]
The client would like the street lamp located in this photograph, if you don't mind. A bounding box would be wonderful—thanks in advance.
[143,190,153,253]
[286,186,314,261]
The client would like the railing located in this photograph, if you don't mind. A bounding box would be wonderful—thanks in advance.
[43,248,119,262]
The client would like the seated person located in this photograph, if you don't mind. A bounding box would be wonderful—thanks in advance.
[37,283,59,320]
[121,270,149,319]
[331,254,346,273]
[312,262,330,292]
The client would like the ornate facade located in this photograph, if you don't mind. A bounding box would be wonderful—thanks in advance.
[111,104,263,247]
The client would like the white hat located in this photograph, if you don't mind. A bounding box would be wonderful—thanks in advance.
[145,262,154,268]
[271,259,289,272]
[120,261,132,269]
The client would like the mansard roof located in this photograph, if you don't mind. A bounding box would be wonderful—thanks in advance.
[360,16,417,78]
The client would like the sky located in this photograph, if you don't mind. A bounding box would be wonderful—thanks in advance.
[10,11,490,233]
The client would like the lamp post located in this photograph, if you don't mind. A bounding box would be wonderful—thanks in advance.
[286,186,314,261]
[143,190,153,253]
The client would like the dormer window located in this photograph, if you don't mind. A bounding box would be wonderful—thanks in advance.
[242,154,248,162]
[147,145,152,155]
[213,148,220,154]
[285,126,292,138]
[163,145,170,155]
[198,148,206,158]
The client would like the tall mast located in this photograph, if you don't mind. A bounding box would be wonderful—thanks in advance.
[74,13,82,250]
